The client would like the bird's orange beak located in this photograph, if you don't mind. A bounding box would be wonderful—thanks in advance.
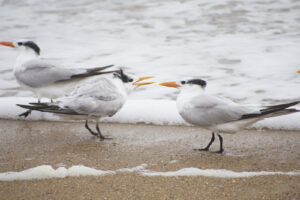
[133,76,155,86]
[159,81,180,88]
[297,70,300,73]
[0,41,15,48]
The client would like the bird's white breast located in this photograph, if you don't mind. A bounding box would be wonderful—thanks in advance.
[176,86,210,126]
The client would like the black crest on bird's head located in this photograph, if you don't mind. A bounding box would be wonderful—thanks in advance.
[113,69,134,83]
[17,41,40,55]
[181,78,207,88]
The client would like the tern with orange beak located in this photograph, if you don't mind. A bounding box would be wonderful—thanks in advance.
[0,40,116,115]
[159,78,299,153]
[17,70,154,139]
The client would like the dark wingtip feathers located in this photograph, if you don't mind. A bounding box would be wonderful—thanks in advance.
[241,101,299,120]
[17,103,79,115]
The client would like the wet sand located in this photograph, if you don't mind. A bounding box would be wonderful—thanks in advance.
[0,119,300,199]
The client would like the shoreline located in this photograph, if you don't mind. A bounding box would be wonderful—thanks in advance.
[0,119,300,199]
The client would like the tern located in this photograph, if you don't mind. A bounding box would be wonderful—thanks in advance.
[0,40,116,116]
[17,70,154,139]
[159,78,299,153]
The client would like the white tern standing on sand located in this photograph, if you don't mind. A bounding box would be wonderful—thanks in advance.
[0,40,116,116]
[17,70,154,140]
[159,78,299,153]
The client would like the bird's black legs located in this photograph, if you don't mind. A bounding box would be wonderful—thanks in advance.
[85,119,99,136]
[215,133,224,153]
[195,132,224,153]
[85,119,112,140]
[95,120,112,140]
[196,132,215,151]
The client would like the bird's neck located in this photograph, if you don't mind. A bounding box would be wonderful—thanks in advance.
[179,85,204,97]
[177,85,204,106]
[114,79,130,98]
[14,50,39,72]
[176,86,204,115]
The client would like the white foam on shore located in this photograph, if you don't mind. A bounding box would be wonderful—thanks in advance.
[0,164,299,181]
[252,113,300,131]
[0,97,60,121]
[117,164,148,173]
[140,168,300,178]
[0,165,115,181]
[1,97,300,131]
[101,99,187,126]
[0,96,187,125]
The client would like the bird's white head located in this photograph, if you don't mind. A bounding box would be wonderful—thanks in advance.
[113,69,155,93]
[159,78,207,92]
[0,40,40,56]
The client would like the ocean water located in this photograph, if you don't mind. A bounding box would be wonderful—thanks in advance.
[0,0,299,104]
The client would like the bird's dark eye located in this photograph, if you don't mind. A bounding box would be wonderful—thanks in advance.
[181,81,186,84]
[17,42,23,46]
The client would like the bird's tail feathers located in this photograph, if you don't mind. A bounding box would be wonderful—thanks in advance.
[261,108,298,119]
[17,103,80,115]
[261,101,300,112]
[71,64,118,79]
[241,101,299,120]
[85,64,114,73]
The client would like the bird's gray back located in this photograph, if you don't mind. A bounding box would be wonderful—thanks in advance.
[58,77,125,117]
[14,59,82,88]
[178,94,258,126]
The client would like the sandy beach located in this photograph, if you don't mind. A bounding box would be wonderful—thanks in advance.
[0,0,299,199]
[0,119,300,199]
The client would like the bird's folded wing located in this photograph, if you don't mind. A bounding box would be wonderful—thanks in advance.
[190,95,259,125]
[15,60,82,87]
[15,60,114,87]
[58,77,124,115]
